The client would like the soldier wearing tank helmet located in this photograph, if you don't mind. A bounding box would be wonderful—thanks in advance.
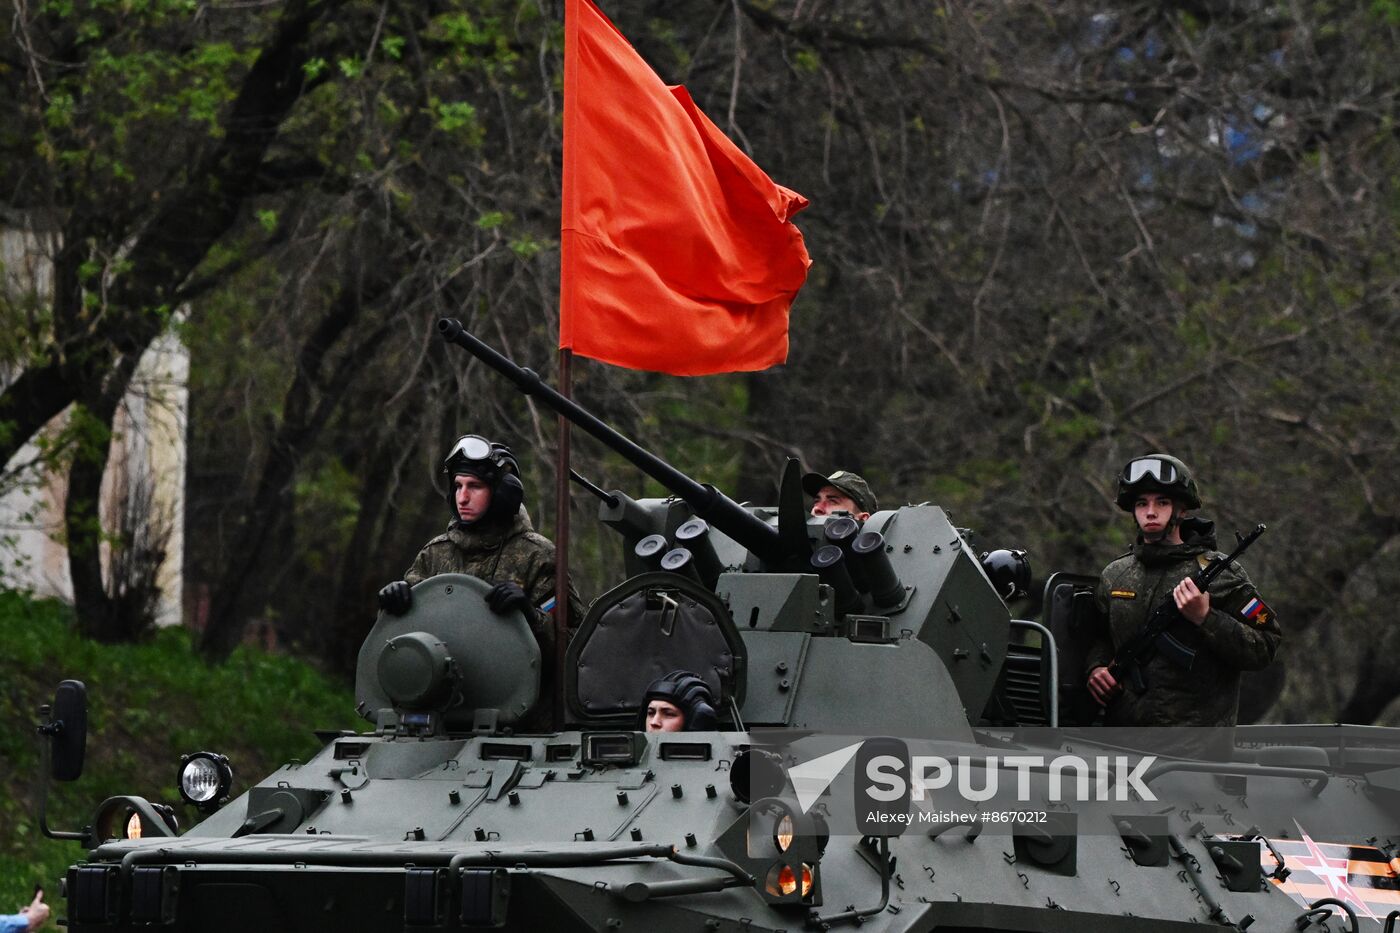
[639,671,719,733]
[377,434,581,730]
[1084,454,1281,728]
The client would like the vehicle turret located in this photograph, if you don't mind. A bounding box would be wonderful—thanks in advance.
[437,318,1013,731]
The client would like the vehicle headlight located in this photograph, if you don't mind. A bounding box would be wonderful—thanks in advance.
[178,752,232,810]
[764,863,814,898]
[774,814,795,853]
[125,810,143,839]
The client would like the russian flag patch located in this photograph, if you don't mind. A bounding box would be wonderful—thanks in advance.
[1240,596,1273,626]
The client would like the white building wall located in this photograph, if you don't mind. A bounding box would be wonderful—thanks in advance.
[0,220,187,627]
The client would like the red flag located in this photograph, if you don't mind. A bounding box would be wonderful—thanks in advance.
[560,0,811,375]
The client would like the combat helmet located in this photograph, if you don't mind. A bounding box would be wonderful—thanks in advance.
[1115,453,1201,511]
[442,434,524,525]
[638,670,718,732]
[980,548,1032,601]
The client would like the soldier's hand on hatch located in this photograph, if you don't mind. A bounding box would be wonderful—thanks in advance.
[377,580,413,615]
[486,581,528,615]
[1087,666,1121,706]
[1173,577,1210,625]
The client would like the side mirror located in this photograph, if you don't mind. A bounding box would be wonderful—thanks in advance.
[43,680,88,782]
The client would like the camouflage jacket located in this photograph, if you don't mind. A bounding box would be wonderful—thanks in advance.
[1084,520,1281,728]
[405,507,583,731]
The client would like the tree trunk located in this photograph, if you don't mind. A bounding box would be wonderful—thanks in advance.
[65,353,141,642]
[66,437,116,642]
[325,436,410,677]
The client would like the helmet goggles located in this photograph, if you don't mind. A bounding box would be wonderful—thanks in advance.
[447,434,494,464]
[1115,453,1199,512]
[1122,457,1179,486]
[443,434,516,476]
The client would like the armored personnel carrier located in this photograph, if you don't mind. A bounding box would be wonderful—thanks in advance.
[35,320,1400,931]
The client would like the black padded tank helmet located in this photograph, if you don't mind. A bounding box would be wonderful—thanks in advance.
[638,670,718,731]
[441,434,524,526]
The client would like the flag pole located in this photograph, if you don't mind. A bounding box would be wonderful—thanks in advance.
[553,346,573,729]
[555,0,579,731]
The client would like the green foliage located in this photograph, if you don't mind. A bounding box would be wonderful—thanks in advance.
[0,589,360,909]
[508,233,550,259]
[432,11,492,48]
[1370,0,1400,24]
[179,256,286,411]
[64,405,113,467]
[1046,412,1102,442]
[928,458,1021,504]
[0,283,51,375]
[5,405,118,518]
[432,98,481,138]
[43,91,77,130]
[293,457,362,573]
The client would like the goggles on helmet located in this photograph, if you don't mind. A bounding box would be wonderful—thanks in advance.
[1122,457,1179,486]
[447,435,494,464]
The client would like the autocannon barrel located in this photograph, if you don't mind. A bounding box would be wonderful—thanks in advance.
[438,319,788,564]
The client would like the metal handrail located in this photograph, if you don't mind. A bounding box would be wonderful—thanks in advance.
[105,839,756,901]
[1009,618,1059,727]
[1142,759,1329,796]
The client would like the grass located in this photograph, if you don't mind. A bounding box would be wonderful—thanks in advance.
[0,589,361,911]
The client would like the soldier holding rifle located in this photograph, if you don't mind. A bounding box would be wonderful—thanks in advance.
[1085,455,1281,728]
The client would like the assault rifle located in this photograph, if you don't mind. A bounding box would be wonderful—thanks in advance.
[1111,523,1267,694]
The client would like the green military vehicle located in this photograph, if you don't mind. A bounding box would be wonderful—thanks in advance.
[34,320,1400,931]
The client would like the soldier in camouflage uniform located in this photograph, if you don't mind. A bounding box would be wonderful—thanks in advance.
[1085,454,1281,729]
[377,434,581,732]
